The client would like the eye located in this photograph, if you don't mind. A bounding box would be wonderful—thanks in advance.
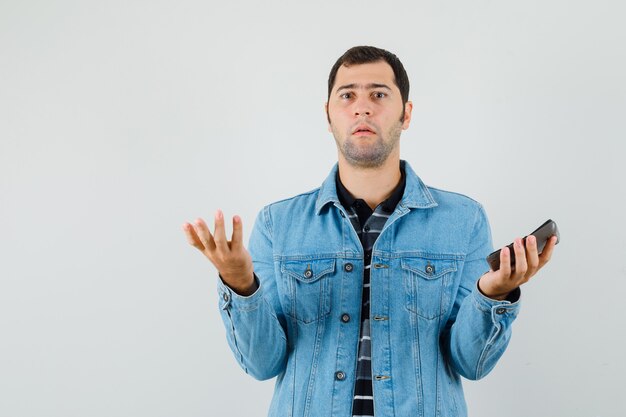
[340,92,353,100]
[372,91,387,99]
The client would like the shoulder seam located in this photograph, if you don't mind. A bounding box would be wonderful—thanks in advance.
[264,187,321,208]
[426,185,483,206]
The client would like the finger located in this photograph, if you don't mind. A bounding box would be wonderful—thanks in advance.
[538,235,558,267]
[525,235,540,277]
[193,218,216,252]
[513,237,528,280]
[212,209,230,253]
[230,215,244,250]
[182,222,205,250]
[499,246,512,278]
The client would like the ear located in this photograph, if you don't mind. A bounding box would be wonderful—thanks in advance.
[401,101,413,130]
[325,102,332,132]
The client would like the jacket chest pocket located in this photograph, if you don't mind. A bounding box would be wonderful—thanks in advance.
[401,257,457,320]
[280,258,335,324]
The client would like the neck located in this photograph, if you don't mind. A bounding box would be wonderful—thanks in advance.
[337,155,402,210]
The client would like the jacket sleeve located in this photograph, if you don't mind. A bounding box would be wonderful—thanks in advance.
[217,206,288,380]
[442,204,521,380]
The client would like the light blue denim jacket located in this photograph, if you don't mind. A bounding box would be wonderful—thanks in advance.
[217,161,520,417]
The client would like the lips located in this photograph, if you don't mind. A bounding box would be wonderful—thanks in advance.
[352,124,376,135]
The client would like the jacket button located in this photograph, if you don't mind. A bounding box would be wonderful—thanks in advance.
[341,313,350,323]
[335,371,346,380]
[496,307,506,315]
[304,269,312,278]
[344,263,353,272]
[340,211,346,218]
[222,293,230,302]
[425,264,435,274]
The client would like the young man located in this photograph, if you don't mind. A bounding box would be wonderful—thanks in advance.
[183,46,557,417]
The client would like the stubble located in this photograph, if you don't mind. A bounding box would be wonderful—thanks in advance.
[332,118,403,169]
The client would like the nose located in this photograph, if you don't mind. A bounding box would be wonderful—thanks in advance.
[353,95,372,117]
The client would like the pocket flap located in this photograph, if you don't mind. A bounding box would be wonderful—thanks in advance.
[281,258,336,283]
[401,257,457,280]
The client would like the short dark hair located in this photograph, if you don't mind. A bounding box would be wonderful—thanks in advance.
[327,46,410,104]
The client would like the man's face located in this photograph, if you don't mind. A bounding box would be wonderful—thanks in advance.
[326,60,412,169]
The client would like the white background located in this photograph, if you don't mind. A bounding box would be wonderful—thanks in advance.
[1,1,624,416]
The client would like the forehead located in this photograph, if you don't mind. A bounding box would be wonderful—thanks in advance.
[333,61,397,91]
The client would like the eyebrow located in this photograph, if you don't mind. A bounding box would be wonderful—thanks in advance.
[335,83,392,93]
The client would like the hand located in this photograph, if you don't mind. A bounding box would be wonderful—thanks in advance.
[478,235,558,300]
[182,209,257,296]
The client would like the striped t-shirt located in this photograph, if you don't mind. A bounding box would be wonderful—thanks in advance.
[335,165,406,417]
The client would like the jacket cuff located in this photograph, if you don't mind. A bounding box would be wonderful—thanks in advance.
[217,273,262,312]
[472,281,521,323]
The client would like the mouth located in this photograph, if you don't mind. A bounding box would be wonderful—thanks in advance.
[352,125,376,136]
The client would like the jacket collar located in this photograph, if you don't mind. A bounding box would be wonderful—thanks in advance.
[315,159,438,215]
